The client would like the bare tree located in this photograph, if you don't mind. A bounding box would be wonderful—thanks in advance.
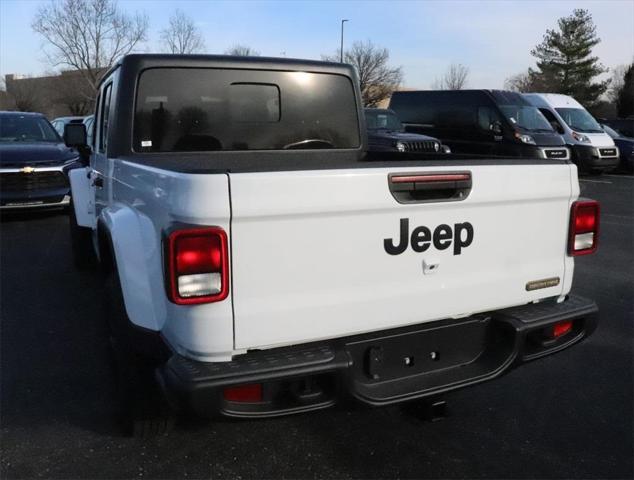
[32,0,148,96]
[225,45,260,56]
[608,64,629,103]
[160,9,205,54]
[5,76,45,112]
[504,69,554,93]
[52,74,95,115]
[323,41,403,107]
[504,70,534,93]
[432,63,469,90]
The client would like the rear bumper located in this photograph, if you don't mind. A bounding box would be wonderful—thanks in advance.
[158,295,598,418]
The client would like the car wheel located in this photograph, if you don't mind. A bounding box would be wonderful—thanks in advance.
[69,198,97,269]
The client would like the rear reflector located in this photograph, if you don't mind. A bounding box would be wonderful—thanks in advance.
[568,200,599,256]
[551,320,573,338]
[223,384,263,402]
[167,227,229,305]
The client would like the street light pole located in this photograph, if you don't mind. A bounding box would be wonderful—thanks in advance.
[340,19,348,63]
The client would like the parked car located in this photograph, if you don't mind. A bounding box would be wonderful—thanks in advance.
[523,94,619,173]
[69,54,598,436]
[0,111,82,210]
[51,116,84,137]
[602,118,634,138]
[52,115,95,147]
[389,90,569,160]
[602,124,634,172]
[365,108,450,153]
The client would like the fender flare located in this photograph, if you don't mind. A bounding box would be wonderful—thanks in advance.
[98,204,167,331]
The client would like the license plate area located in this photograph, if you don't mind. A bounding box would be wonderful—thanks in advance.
[346,317,490,382]
[345,317,517,404]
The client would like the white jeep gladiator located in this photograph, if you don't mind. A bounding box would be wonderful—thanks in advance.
[67,54,599,436]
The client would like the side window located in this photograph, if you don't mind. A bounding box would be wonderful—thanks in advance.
[91,94,100,149]
[99,84,112,153]
[539,108,564,133]
[477,106,502,131]
[85,117,95,147]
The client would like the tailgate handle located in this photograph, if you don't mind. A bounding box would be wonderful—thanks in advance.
[388,172,472,204]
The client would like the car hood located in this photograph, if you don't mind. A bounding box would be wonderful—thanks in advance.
[529,132,566,147]
[0,142,78,167]
[368,130,440,142]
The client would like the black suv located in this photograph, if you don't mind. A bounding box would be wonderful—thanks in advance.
[0,111,81,210]
[365,108,450,153]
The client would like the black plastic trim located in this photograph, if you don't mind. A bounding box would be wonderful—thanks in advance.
[114,154,571,175]
[157,294,598,417]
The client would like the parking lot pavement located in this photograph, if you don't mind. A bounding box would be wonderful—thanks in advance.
[1,174,632,480]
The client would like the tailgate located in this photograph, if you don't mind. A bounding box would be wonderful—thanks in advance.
[229,163,574,350]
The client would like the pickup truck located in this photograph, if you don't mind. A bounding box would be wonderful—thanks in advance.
[67,54,600,436]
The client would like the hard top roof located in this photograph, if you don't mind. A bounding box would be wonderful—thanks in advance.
[100,53,356,88]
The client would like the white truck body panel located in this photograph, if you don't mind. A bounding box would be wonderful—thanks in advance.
[105,160,236,361]
[230,163,575,350]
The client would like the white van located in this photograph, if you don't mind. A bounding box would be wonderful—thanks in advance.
[524,93,619,173]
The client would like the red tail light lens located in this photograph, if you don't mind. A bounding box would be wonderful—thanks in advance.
[223,384,263,402]
[568,200,600,256]
[167,227,229,305]
[551,320,573,338]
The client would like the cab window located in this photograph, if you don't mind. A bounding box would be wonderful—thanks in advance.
[99,84,112,153]
[133,68,360,152]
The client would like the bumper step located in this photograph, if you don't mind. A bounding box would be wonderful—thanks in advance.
[158,295,598,417]
[164,345,350,390]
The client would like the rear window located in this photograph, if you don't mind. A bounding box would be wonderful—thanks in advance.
[133,68,360,152]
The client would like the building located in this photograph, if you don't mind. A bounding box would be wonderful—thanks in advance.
[2,69,101,118]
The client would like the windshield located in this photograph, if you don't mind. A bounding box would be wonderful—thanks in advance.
[0,114,60,143]
[134,68,360,152]
[365,110,404,132]
[555,108,603,133]
[499,105,553,132]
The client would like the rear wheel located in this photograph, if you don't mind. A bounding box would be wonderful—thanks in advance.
[69,198,97,269]
[104,258,174,437]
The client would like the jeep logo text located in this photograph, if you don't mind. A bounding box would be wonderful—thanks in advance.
[384,218,474,255]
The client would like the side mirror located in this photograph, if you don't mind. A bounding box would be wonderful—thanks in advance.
[490,121,503,135]
[64,123,87,147]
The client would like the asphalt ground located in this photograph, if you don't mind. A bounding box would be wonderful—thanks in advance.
[1,174,632,479]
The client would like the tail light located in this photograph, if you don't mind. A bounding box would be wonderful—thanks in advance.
[166,227,229,305]
[551,320,573,338]
[223,384,263,403]
[568,200,600,256]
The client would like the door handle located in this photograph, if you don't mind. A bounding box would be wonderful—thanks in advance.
[388,172,472,204]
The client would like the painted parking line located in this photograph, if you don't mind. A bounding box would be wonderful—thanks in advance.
[580,179,612,184]
[604,174,634,179]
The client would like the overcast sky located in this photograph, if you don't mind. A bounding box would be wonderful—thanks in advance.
[1,0,633,89]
